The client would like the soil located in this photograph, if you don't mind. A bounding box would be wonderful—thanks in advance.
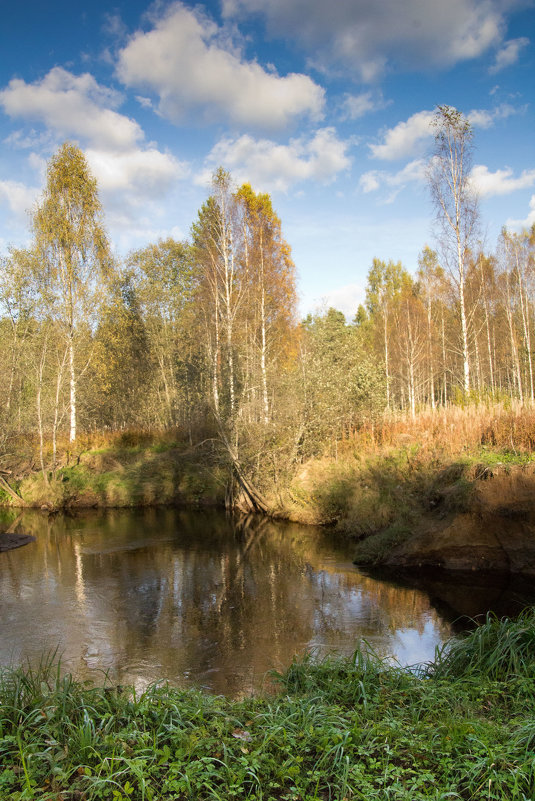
[382,466,535,575]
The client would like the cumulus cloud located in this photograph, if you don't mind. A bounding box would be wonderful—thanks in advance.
[116,2,324,130]
[371,103,525,161]
[359,159,427,201]
[468,102,521,128]
[0,180,40,218]
[197,128,351,192]
[470,165,535,197]
[0,67,188,242]
[340,91,388,120]
[507,195,535,229]
[370,111,435,161]
[0,68,141,151]
[490,37,530,74]
[85,148,187,200]
[222,0,510,81]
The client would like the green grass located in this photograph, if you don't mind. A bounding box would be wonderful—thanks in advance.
[13,447,225,510]
[428,609,535,681]
[2,611,535,800]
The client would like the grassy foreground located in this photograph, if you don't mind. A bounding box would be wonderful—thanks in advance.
[2,612,535,800]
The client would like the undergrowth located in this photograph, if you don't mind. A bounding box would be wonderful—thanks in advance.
[1,610,535,800]
[3,403,535,516]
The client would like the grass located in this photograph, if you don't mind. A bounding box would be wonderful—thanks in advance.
[1,611,535,800]
[9,444,226,510]
[3,402,535,520]
[428,608,535,681]
[283,403,535,563]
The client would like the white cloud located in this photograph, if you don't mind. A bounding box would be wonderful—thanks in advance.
[319,282,365,318]
[340,91,388,120]
[359,159,426,201]
[490,37,529,74]
[468,102,521,128]
[85,147,187,199]
[371,103,525,161]
[116,2,324,130]
[359,172,381,193]
[4,129,55,151]
[0,68,141,151]
[370,111,435,161]
[135,95,153,109]
[470,165,535,197]
[198,128,352,192]
[0,180,40,218]
[0,67,189,244]
[223,0,510,81]
[507,195,535,230]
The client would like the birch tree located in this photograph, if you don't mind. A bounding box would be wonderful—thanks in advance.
[428,105,479,396]
[500,228,534,401]
[127,238,196,426]
[365,258,404,408]
[32,142,111,442]
[417,246,443,408]
[236,183,297,424]
[0,249,36,421]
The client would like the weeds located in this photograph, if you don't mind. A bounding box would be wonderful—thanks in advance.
[1,613,535,800]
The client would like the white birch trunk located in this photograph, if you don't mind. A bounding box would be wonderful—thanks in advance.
[69,330,76,442]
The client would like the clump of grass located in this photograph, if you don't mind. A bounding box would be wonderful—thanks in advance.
[428,607,535,681]
[11,444,226,510]
[2,613,535,800]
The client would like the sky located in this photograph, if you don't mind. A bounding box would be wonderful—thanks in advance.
[0,0,534,317]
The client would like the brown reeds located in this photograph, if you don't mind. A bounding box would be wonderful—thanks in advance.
[342,401,535,459]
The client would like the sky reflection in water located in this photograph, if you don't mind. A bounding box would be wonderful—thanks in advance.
[1,508,456,695]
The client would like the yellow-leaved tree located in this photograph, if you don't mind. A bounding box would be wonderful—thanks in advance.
[32,142,112,443]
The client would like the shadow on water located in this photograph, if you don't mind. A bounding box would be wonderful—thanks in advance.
[1,506,533,694]
[359,564,535,630]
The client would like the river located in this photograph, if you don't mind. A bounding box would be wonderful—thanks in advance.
[1,507,533,696]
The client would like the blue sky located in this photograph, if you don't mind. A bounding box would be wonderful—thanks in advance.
[0,0,534,316]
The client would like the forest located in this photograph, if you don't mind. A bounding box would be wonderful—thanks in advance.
[1,107,535,513]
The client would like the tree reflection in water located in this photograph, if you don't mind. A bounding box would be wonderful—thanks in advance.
[2,507,526,695]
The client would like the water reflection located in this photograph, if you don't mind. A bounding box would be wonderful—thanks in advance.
[1,508,451,695]
[363,566,535,628]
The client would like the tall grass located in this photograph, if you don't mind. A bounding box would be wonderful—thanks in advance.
[2,612,535,800]
[428,607,535,681]
[342,400,535,460]
[3,401,535,514]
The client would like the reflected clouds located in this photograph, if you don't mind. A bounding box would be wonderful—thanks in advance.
[0,508,452,695]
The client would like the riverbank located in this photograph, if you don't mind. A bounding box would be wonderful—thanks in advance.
[283,404,535,573]
[2,405,535,572]
[287,451,535,574]
[0,430,226,511]
[1,610,534,800]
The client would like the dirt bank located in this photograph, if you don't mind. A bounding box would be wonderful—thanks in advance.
[359,465,535,575]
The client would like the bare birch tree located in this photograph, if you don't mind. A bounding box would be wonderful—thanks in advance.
[428,105,479,396]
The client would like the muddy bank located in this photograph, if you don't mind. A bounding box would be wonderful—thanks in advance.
[356,465,535,575]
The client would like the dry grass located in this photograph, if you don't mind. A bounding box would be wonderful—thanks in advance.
[284,402,535,542]
[340,401,535,460]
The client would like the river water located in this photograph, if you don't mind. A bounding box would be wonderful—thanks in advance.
[1,507,533,696]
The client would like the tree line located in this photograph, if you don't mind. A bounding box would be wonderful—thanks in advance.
[0,108,534,496]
